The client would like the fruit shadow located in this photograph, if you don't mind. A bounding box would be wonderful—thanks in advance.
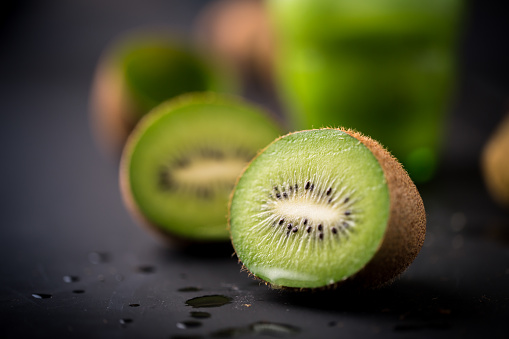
[266,279,481,327]
[463,216,509,247]
[157,240,236,261]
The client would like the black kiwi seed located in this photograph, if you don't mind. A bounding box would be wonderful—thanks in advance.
[279,218,285,225]
[292,227,298,233]
[283,192,288,199]
[287,223,292,230]
[319,233,324,240]
[310,184,315,191]
[276,193,281,199]
[295,184,298,191]
[303,219,308,225]
[202,188,211,199]
[331,227,337,234]
[306,226,312,233]
[305,181,310,190]
[344,197,350,203]
[328,198,333,204]
[158,168,174,190]
[318,224,323,231]
[326,187,332,195]
[345,210,351,216]
[274,186,279,191]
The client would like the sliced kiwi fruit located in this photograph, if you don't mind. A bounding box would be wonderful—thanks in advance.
[482,113,509,208]
[89,28,237,157]
[120,93,282,242]
[229,128,425,289]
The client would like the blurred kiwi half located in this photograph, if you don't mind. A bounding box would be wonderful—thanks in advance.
[120,92,282,243]
[90,28,237,157]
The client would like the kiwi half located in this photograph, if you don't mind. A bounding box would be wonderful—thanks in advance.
[120,93,282,242]
[90,29,236,156]
[229,128,425,289]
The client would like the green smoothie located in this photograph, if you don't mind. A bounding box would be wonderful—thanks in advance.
[268,0,462,182]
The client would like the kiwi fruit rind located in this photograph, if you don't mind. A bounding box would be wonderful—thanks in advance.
[482,113,509,208]
[229,128,426,289]
[120,92,282,243]
[90,29,236,157]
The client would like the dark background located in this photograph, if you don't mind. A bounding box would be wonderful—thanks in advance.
[0,1,508,338]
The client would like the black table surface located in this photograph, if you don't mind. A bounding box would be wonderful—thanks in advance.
[1,1,508,338]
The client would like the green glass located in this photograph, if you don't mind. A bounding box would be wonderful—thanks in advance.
[268,0,462,182]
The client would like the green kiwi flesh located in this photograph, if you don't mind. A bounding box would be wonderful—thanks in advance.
[229,128,425,289]
[121,93,282,242]
[121,41,228,117]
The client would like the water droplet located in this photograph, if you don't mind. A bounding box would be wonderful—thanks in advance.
[63,275,79,283]
[129,303,140,307]
[190,311,211,319]
[178,287,202,292]
[72,290,85,294]
[186,295,232,308]
[177,320,202,329]
[88,251,110,264]
[137,265,156,274]
[119,318,133,326]
[32,293,52,299]
[249,321,300,335]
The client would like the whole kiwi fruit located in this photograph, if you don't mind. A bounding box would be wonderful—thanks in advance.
[229,128,426,289]
[482,113,509,208]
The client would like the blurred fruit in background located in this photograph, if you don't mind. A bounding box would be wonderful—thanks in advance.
[89,28,237,157]
[194,0,274,88]
[267,0,463,183]
[482,113,509,208]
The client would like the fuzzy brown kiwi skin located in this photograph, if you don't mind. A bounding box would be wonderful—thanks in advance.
[89,49,138,159]
[482,113,509,208]
[228,127,426,291]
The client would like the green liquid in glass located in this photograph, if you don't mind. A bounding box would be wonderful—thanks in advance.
[268,0,463,182]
